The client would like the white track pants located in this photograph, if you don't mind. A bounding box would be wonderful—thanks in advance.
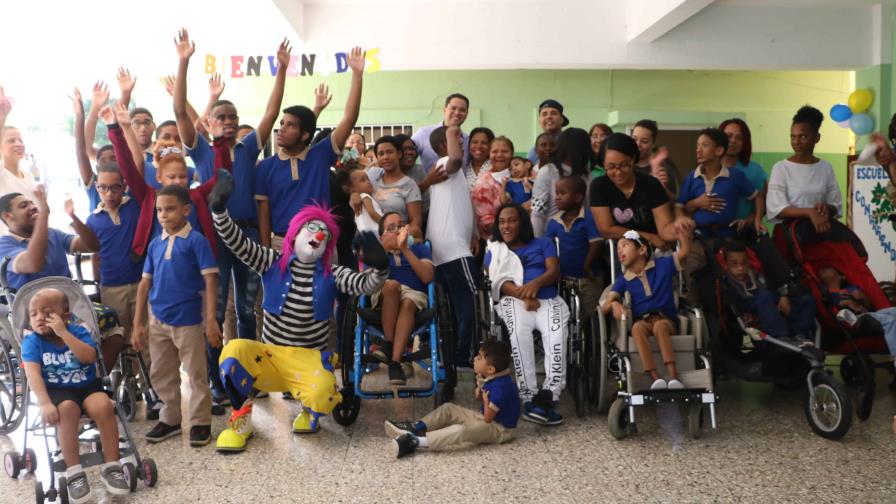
[498,296,569,401]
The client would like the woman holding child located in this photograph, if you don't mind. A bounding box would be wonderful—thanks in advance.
[369,136,423,230]
[471,136,514,237]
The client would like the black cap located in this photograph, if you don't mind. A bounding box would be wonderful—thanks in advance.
[538,99,570,127]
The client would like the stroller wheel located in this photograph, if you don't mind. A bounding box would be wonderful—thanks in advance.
[22,447,36,474]
[4,451,21,478]
[116,379,136,422]
[804,372,853,440]
[687,403,705,440]
[122,462,138,492]
[56,476,67,504]
[33,479,45,504]
[332,392,361,426]
[141,458,158,487]
[608,397,630,440]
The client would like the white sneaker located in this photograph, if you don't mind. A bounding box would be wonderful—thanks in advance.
[667,379,685,389]
[650,378,668,390]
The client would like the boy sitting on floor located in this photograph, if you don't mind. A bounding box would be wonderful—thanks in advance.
[370,211,434,385]
[385,340,519,458]
[22,288,129,503]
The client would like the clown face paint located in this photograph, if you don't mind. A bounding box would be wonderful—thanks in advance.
[294,219,331,263]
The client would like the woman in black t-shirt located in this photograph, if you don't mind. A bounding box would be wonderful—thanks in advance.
[590,133,692,249]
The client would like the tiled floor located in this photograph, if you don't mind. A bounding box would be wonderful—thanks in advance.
[2,366,896,504]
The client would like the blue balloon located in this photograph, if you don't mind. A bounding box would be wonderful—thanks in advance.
[830,104,852,122]
[849,113,874,135]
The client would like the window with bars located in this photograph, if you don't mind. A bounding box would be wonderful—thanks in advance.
[320,124,415,147]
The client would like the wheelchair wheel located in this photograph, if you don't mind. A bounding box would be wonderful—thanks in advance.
[116,378,137,422]
[687,403,705,440]
[804,372,852,440]
[608,397,631,440]
[332,392,361,426]
[56,476,68,504]
[571,365,586,418]
[4,451,21,478]
[339,296,358,390]
[0,339,26,434]
[33,479,45,504]
[592,315,612,414]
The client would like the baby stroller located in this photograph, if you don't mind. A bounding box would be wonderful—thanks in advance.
[699,228,854,440]
[1,272,158,502]
[333,241,452,425]
[72,252,160,422]
[598,240,717,440]
[779,219,891,416]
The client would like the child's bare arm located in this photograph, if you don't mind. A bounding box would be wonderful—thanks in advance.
[24,363,59,425]
[398,228,434,284]
[48,314,96,364]
[675,229,692,263]
[361,196,382,222]
[203,273,222,348]
[132,277,152,351]
[481,389,497,423]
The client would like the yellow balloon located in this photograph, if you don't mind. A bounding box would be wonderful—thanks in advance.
[848,89,873,113]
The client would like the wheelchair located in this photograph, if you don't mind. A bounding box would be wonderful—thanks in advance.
[1,268,158,503]
[599,241,718,440]
[331,242,452,426]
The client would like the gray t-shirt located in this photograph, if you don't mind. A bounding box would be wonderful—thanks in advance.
[368,167,422,221]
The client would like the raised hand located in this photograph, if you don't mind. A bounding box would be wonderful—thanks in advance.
[276,37,292,68]
[33,184,49,214]
[98,105,115,126]
[207,169,234,213]
[113,102,131,127]
[357,231,388,270]
[174,28,196,60]
[90,80,109,111]
[64,197,75,219]
[346,46,366,74]
[208,73,225,99]
[0,86,10,121]
[204,115,225,139]
[47,312,68,336]
[162,75,176,97]
[116,67,136,94]
[314,83,332,110]
[71,88,84,117]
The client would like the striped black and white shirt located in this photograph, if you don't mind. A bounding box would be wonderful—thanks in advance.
[214,211,386,349]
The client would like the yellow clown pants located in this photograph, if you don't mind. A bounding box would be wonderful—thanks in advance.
[218,339,342,415]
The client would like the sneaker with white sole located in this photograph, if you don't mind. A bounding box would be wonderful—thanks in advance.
[650,378,668,390]
[100,462,130,496]
[65,467,93,504]
[522,401,549,425]
[837,308,858,327]
[667,379,685,390]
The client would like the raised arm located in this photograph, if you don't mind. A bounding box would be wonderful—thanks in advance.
[173,28,199,149]
[208,172,277,273]
[103,105,148,203]
[116,67,136,110]
[13,186,50,274]
[84,81,109,162]
[164,74,201,130]
[312,83,332,118]
[71,89,94,187]
[445,125,463,174]
[330,47,365,150]
[65,198,99,253]
[333,231,389,295]
[255,39,291,147]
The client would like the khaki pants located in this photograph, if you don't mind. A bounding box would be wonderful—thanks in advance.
[101,282,150,367]
[421,403,514,451]
[148,314,211,427]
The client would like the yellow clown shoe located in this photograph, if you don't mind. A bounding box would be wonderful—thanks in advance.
[292,409,321,434]
[216,405,254,452]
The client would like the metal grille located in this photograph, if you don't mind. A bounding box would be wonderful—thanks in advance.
[319,124,414,148]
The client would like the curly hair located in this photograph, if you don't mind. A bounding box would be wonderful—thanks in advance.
[279,202,341,275]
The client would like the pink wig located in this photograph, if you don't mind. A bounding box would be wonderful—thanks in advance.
[278,201,340,274]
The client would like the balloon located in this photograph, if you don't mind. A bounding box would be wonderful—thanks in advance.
[848,89,873,113]
[836,119,850,128]
[829,104,852,122]
[849,113,874,135]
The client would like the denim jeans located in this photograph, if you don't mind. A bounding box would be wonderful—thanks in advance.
[435,256,481,366]
[866,307,896,356]
[740,289,815,338]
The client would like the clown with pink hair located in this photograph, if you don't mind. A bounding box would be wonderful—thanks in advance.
[207,171,389,452]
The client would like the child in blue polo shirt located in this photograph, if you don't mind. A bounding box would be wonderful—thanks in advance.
[600,229,692,390]
[132,184,221,447]
[544,176,603,316]
[370,212,435,385]
[503,156,534,209]
[386,340,519,458]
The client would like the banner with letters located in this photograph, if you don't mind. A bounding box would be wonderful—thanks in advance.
[849,163,896,281]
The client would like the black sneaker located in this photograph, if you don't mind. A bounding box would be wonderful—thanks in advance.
[388,362,406,385]
[385,420,425,437]
[189,425,212,447]
[393,434,418,459]
[211,391,231,407]
[211,402,226,416]
[371,343,392,364]
[145,422,181,443]
[282,391,295,401]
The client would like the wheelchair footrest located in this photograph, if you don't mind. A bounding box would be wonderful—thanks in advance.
[623,390,717,406]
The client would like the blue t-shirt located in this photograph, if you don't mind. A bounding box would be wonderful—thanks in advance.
[143,153,199,190]
[734,160,767,219]
[86,197,143,287]
[677,166,757,238]
[484,237,558,299]
[143,224,218,326]
[543,209,600,279]
[21,324,97,388]
[188,133,262,221]
[505,179,532,205]
[255,136,338,234]
[481,373,520,429]
[0,228,74,291]
[610,255,679,320]
[387,243,432,293]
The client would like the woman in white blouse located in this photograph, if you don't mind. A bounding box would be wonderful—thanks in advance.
[766,105,841,235]
[0,92,39,205]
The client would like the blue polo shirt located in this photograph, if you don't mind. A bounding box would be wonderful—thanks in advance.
[543,208,600,279]
[733,160,767,219]
[677,165,757,238]
[21,324,97,388]
[143,153,198,190]
[188,133,262,220]
[505,179,532,205]
[609,255,679,320]
[86,197,143,287]
[0,228,74,291]
[481,373,520,429]
[386,243,432,293]
[484,237,558,299]
[255,136,338,234]
[142,223,218,326]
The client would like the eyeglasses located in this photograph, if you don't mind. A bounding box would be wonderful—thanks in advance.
[304,222,331,239]
[385,223,407,233]
[605,162,632,171]
[96,184,125,193]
